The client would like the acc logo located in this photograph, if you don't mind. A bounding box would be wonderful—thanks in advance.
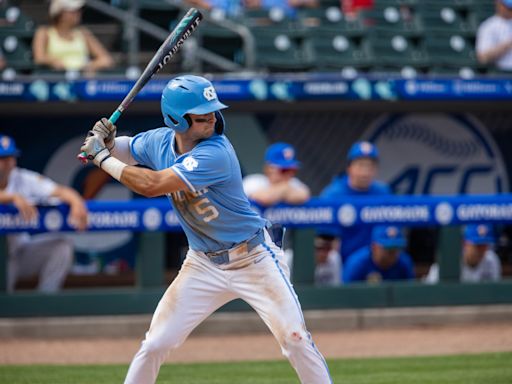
[143,208,162,231]
[435,202,453,225]
[183,156,198,171]
[362,114,509,195]
[338,204,357,226]
[203,86,217,101]
[44,209,63,231]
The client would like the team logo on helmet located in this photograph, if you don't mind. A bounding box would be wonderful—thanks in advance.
[386,226,398,238]
[1,136,11,150]
[477,225,488,237]
[203,86,217,101]
[283,147,295,160]
[183,156,198,171]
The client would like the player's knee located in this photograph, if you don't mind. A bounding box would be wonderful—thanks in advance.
[280,329,309,356]
[142,336,183,358]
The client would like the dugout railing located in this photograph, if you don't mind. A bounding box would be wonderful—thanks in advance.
[1,195,512,318]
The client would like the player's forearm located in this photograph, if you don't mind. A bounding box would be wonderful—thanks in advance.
[283,186,311,204]
[249,186,287,206]
[118,166,186,197]
[52,186,86,210]
[478,40,512,64]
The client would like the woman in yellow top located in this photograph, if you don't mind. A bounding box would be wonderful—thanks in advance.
[32,0,113,75]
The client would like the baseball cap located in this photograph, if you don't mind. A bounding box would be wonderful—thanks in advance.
[347,141,379,162]
[0,135,20,157]
[372,225,406,249]
[265,142,300,169]
[464,224,494,245]
[49,0,85,17]
[502,0,512,9]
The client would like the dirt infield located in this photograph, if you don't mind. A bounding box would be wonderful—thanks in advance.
[1,323,511,365]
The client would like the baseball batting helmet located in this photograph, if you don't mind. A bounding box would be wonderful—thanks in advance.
[0,135,20,157]
[161,75,228,133]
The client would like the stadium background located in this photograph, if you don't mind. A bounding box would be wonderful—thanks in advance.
[1,0,512,381]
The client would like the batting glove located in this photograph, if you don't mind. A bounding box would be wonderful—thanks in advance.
[80,131,111,167]
[92,118,117,151]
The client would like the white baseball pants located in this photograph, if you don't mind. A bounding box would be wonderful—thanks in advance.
[124,230,332,383]
[7,233,73,293]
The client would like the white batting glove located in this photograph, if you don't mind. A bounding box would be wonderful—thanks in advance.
[80,131,111,167]
[92,118,117,150]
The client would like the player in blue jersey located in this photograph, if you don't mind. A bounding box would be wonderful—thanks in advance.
[343,225,415,284]
[317,141,391,270]
[80,75,331,384]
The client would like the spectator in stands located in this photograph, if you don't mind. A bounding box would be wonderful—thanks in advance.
[0,135,88,293]
[476,0,512,71]
[317,141,391,267]
[314,236,341,286]
[343,225,415,284]
[32,0,113,76]
[425,224,502,284]
[243,142,310,206]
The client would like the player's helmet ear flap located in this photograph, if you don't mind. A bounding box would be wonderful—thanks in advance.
[161,75,228,133]
[214,110,225,135]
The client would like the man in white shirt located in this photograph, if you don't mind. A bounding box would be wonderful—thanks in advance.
[0,135,88,292]
[425,224,502,284]
[476,0,512,70]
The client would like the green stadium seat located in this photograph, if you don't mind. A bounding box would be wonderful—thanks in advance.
[419,7,473,35]
[304,31,373,70]
[423,33,478,68]
[298,7,366,37]
[0,5,35,38]
[252,29,313,71]
[0,34,33,71]
[361,4,423,37]
[366,33,429,68]
[199,22,244,65]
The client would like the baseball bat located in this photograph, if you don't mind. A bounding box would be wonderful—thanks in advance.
[78,8,203,163]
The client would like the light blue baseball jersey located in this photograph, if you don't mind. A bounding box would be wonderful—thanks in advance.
[130,128,267,253]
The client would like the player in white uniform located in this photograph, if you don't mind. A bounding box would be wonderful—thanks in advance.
[80,75,332,384]
[0,135,88,292]
[425,224,502,284]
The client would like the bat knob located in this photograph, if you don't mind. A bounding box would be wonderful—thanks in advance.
[77,152,89,164]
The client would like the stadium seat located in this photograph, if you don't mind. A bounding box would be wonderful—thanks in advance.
[423,33,478,69]
[298,7,366,36]
[252,29,313,71]
[304,31,373,70]
[419,7,473,35]
[366,33,428,69]
[361,4,423,37]
[0,5,35,38]
[0,34,33,71]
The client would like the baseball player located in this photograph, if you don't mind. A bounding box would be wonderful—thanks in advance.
[317,141,391,267]
[80,75,332,384]
[0,135,88,292]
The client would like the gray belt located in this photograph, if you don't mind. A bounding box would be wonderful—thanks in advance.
[205,228,265,265]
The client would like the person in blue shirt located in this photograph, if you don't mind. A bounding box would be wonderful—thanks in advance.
[317,141,391,267]
[343,225,415,284]
[80,75,331,384]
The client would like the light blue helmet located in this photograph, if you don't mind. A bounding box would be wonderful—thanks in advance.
[161,75,228,133]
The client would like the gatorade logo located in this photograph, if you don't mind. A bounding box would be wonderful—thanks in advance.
[203,86,217,101]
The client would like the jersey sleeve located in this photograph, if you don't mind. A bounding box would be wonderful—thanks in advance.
[476,19,494,55]
[130,129,167,170]
[172,141,231,192]
[19,169,57,202]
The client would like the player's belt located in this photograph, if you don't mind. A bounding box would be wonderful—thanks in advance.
[205,228,265,265]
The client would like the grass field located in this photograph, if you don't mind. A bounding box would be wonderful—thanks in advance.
[1,352,510,384]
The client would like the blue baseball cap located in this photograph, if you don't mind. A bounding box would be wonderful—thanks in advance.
[265,142,300,169]
[502,0,512,9]
[347,141,379,162]
[0,135,20,157]
[464,224,494,245]
[372,225,406,248]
